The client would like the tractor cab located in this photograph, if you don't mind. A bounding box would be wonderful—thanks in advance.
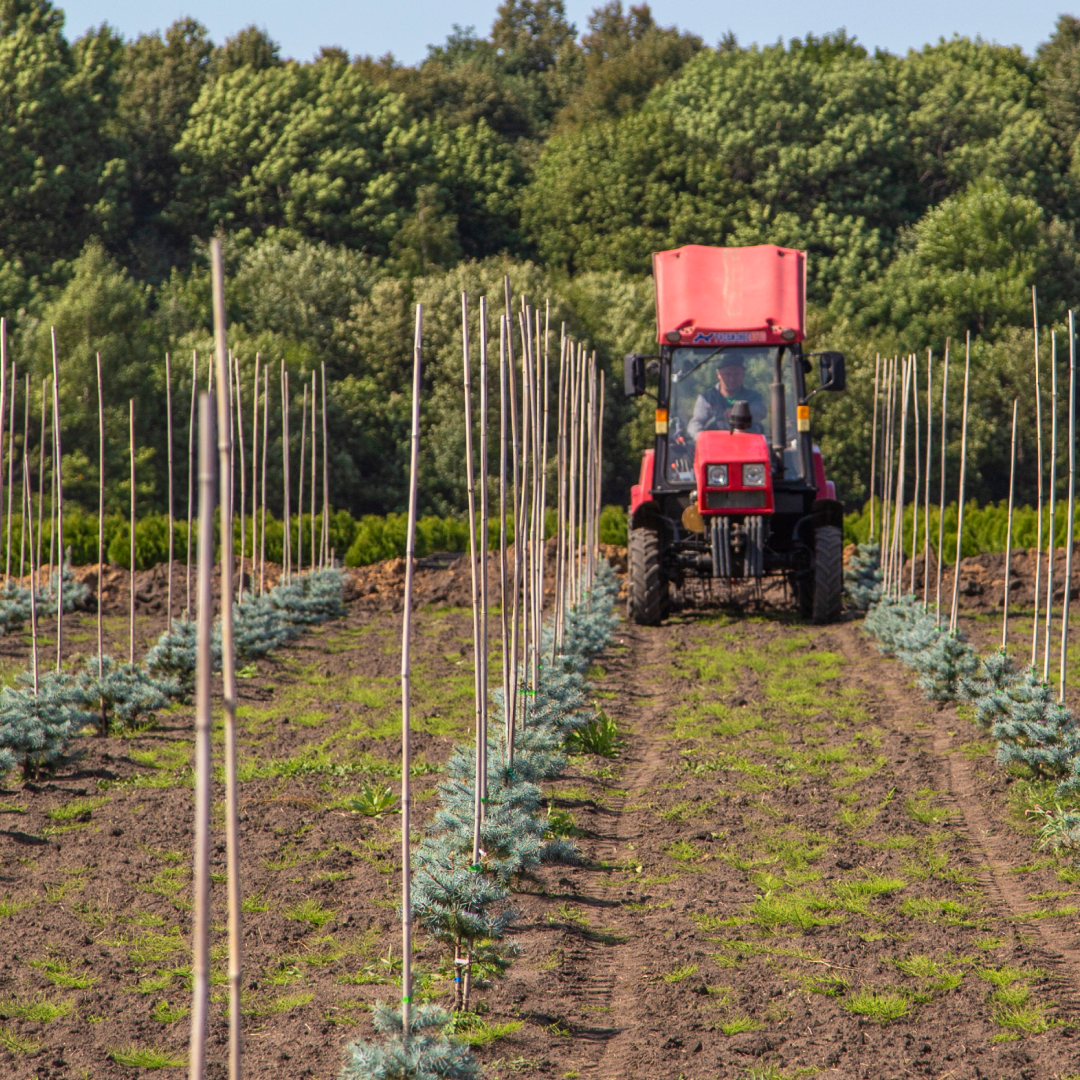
[623,244,847,624]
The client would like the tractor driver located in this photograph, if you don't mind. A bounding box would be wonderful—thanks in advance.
[687,355,767,439]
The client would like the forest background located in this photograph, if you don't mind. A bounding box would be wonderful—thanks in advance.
[3,0,1080,523]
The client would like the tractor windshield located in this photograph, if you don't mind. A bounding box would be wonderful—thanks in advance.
[666,346,800,484]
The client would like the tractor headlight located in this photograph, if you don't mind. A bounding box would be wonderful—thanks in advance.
[742,463,767,487]
[706,465,728,487]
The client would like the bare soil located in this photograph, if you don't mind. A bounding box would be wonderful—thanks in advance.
[0,558,1077,1078]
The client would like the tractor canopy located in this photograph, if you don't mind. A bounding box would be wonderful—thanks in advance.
[653,244,806,347]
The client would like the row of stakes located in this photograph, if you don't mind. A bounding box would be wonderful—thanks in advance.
[868,285,1078,701]
[183,242,611,1077]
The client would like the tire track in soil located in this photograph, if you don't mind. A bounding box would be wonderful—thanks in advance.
[568,623,671,1080]
[841,623,1080,1011]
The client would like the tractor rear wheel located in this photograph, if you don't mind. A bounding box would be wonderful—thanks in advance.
[811,525,843,624]
[628,526,665,625]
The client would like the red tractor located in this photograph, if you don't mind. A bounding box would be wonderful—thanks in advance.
[624,244,847,624]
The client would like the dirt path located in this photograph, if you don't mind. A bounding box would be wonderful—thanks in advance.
[2,594,1080,1078]
[507,611,1080,1080]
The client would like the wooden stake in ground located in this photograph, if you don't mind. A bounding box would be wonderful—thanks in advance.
[478,297,490,811]
[209,236,242,1080]
[251,355,260,597]
[891,357,911,600]
[19,373,28,581]
[281,365,291,583]
[298,382,307,576]
[51,329,64,669]
[1061,311,1076,703]
[1045,331,1059,682]
[309,373,316,571]
[96,356,105,731]
[922,349,933,608]
[321,362,329,568]
[936,341,950,623]
[186,351,197,618]
[949,334,972,634]
[129,400,136,665]
[909,357,920,595]
[498,315,510,760]
[164,355,174,631]
[400,303,423,1038]
[188,391,215,1080]
[1001,399,1018,651]
[23,458,38,695]
[36,378,45,598]
[234,356,247,601]
[461,294,483,872]
[0,320,6,586]
[5,362,15,584]
[260,366,268,593]
[1032,285,1044,666]
[869,353,880,541]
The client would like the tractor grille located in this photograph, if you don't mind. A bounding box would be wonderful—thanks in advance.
[705,491,767,510]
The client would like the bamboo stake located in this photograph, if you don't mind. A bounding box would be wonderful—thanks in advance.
[538,302,550,635]
[251,355,260,596]
[506,282,521,756]
[922,350,933,607]
[478,297,489,812]
[498,316,510,762]
[129,400,136,665]
[910,357,920,595]
[321,362,330,568]
[19,374,28,581]
[936,342,950,623]
[51,331,64,670]
[881,354,898,591]
[1002,399,1019,650]
[1033,286,1045,666]
[166,354,174,632]
[516,309,532,721]
[209,237,242,1080]
[24,458,37,695]
[5,362,14,583]
[1062,311,1076,703]
[949,334,972,634]
[310,374,316,572]
[462,293,483,874]
[298,383,307,576]
[188,391,215,1080]
[869,353,880,541]
[36,378,45,596]
[234,357,247,601]
[260,366,268,593]
[1045,332,1059,681]
[553,331,567,658]
[892,358,911,600]
[400,304,423,1038]
[96,357,104,728]
[281,365,291,583]
[0,320,6,585]
[186,351,197,617]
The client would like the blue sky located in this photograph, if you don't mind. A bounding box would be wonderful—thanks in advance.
[57,0,1072,63]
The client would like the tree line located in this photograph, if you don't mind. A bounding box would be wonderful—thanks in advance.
[3,0,1080,519]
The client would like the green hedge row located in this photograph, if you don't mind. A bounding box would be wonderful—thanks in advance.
[4,503,632,572]
[844,499,1080,562]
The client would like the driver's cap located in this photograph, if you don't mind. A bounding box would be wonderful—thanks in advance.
[717,355,745,369]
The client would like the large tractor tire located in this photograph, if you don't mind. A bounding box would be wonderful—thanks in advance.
[628,526,665,625]
[811,525,844,624]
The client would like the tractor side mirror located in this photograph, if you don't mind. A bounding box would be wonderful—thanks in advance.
[624,353,646,397]
[819,351,846,392]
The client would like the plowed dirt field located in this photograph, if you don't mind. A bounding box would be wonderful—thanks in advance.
[0,570,1078,1080]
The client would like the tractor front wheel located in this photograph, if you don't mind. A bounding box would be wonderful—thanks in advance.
[628,526,665,625]
[811,525,843,624]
